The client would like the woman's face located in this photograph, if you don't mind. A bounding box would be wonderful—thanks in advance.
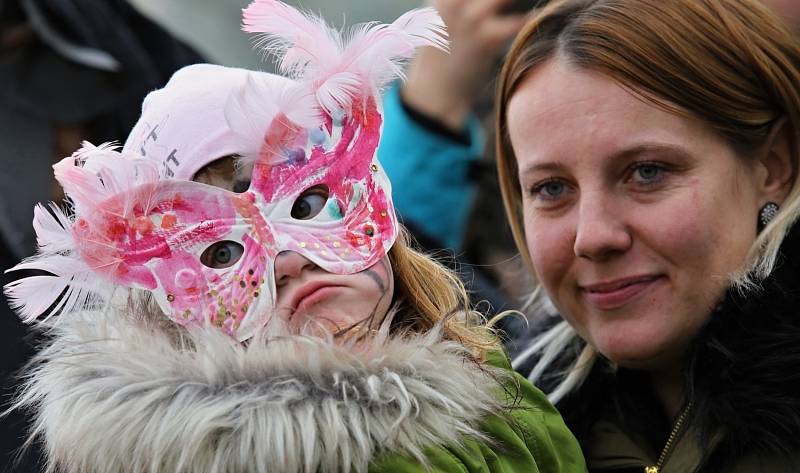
[273,252,394,333]
[506,59,770,370]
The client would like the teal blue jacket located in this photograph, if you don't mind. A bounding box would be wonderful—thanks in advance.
[378,83,484,250]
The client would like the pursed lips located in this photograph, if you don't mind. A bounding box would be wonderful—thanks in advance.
[288,281,345,314]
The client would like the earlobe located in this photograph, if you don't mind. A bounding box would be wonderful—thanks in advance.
[758,117,796,204]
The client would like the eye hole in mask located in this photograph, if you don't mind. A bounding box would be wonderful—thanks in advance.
[232,179,251,193]
[291,185,329,220]
[201,241,245,269]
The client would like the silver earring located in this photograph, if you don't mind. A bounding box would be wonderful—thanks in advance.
[758,201,779,231]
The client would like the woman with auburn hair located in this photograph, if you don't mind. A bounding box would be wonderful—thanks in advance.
[496,0,800,471]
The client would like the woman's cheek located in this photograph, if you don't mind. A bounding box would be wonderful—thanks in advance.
[526,218,576,295]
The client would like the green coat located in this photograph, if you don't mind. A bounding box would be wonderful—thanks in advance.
[370,351,588,473]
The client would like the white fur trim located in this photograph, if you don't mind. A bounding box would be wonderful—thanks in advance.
[17,311,502,473]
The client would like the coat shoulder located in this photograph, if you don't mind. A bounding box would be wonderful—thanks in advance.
[370,350,587,473]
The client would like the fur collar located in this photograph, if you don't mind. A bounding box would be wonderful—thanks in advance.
[688,226,800,465]
[17,311,504,473]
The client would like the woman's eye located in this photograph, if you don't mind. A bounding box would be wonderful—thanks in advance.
[291,185,329,220]
[531,180,568,200]
[631,163,665,184]
[201,241,244,269]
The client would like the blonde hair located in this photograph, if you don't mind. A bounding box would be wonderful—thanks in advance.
[195,157,500,360]
[495,0,800,401]
[388,228,500,361]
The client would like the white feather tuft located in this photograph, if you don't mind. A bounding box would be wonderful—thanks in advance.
[224,74,284,158]
[280,80,321,127]
[6,141,157,325]
[54,142,160,220]
[32,203,74,254]
[5,255,112,324]
[4,274,70,324]
[53,146,113,217]
[315,71,361,117]
[340,8,448,92]
[390,7,448,50]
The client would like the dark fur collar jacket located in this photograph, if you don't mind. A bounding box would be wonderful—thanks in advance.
[514,225,800,471]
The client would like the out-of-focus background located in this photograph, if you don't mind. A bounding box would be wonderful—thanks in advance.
[129,0,422,69]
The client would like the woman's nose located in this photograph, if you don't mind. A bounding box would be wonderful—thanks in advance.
[573,193,632,261]
[274,251,316,285]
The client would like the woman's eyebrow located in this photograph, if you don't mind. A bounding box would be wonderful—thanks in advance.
[519,142,694,177]
[519,161,567,177]
[612,143,694,161]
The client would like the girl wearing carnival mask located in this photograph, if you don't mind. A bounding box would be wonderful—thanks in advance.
[4,1,586,472]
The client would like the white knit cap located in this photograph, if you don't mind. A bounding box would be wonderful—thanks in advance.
[123,63,292,180]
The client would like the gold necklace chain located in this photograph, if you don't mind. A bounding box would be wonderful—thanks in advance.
[644,401,693,473]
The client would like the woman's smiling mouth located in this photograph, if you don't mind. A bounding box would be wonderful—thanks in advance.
[580,275,665,310]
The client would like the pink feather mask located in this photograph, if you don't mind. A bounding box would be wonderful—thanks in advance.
[4,0,448,341]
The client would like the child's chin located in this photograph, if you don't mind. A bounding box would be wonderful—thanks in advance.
[288,310,353,335]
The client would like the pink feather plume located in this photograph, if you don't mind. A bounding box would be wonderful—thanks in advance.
[242,0,341,78]
[242,1,448,115]
[55,142,160,220]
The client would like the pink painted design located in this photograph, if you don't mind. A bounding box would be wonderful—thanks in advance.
[245,92,396,278]
[74,182,237,292]
[232,234,270,328]
[153,250,209,326]
[233,192,275,248]
[200,233,271,336]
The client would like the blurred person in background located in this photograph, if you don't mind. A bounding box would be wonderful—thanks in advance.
[0,0,201,469]
[378,0,543,338]
[497,0,800,471]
